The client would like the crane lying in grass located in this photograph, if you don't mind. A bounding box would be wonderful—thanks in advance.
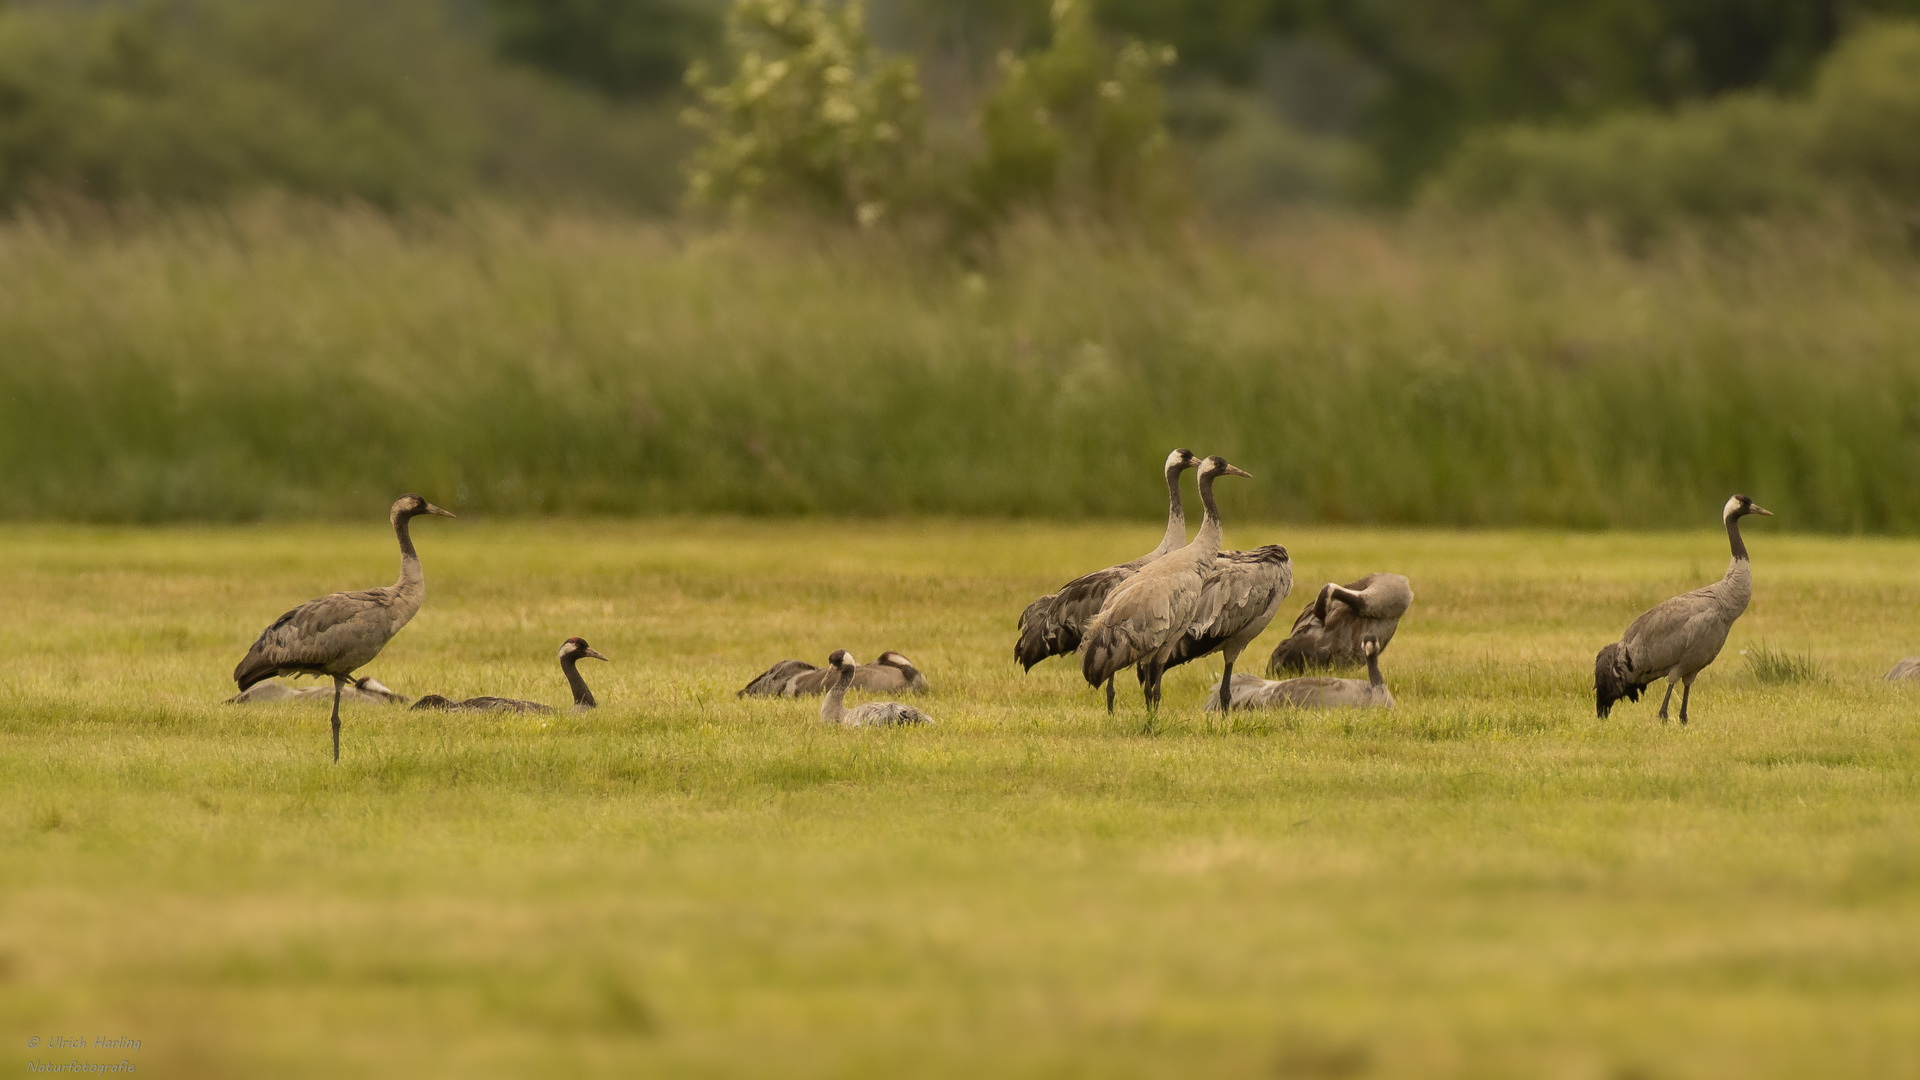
[227,676,409,706]
[1594,494,1773,724]
[818,650,932,727]
[412,638,610,714]
[1206,637,1394,711]
[739,650,928,697]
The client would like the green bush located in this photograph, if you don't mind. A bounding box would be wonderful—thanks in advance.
[485,0,721,99]
[1811,19,1920,203]
[684,0,925,225]
[0,0,691,211]
[970,0,1177,222]
[0,1,462,207]
[1425,20,1920,231]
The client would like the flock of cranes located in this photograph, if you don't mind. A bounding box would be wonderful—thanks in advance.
[228,450,1844,763]
[1016,451,1407,714]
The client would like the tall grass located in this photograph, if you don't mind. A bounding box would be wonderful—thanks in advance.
[1744,642,1827,684]
[3,201,1920,527]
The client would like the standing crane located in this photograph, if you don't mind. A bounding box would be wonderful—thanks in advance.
[1154,544,1292,712]
[1594,494,1773,723]
[1016,449,1199,710]
[232,493,455,761]
[1080,455,1252,712]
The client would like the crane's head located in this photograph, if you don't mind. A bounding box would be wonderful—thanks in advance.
[827,649,858,670]
[1723,494,1773,521]
[1361,636,1378,658]
[1163,448,1200,474]
[393,493,457,520]
[1199,455,1253,481]
[876,651,915,668]
[560,637,609,663]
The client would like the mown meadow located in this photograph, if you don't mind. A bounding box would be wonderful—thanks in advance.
[4,204,1920,529]
[3,518,1918,1078]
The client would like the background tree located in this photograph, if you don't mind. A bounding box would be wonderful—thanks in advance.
[484,0,722,98]
[970,0,1177,221]
[684,0,925,224]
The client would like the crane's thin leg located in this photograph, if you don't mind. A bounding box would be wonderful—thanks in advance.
[1657,679,1675,720]
[330,676,345,762]
[1105,675,1115,715]
[1219,659,1235,713]
[1679,680,1692,725]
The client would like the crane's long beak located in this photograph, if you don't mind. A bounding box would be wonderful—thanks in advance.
[425,503,457,518]
[584,648,610,662]
[1749,504,1774,517]
[1225,465,1253,479]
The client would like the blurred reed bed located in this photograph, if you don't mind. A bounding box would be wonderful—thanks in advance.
[2,201,1918,528]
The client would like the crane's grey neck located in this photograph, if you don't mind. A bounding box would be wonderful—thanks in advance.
[1193,470,1225,556]
[1367,650,1383,689]
[820,665,854,722]
[561,655,595,709]
[1157,462,1187,554]
[392,509,422,587]
[1726,511,1749,562]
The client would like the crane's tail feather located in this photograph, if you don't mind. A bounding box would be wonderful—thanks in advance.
[1267,635,1316,676]
[1015,595,1072,671]
[1080,625,1135,689]
[738,659,811,698]
[1594,642,1642,718]
[233,647,280,692]
[1015,615,1062,671]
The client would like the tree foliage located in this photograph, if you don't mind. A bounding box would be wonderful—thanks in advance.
[0,0,694,211]
[485,0,720,99]
[969,0,1177,221]
[684,0,925,224]
[910,0,1920,195]
[1427,20,1920,231]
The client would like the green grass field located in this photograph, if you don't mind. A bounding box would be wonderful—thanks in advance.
[4,517,1919,1078]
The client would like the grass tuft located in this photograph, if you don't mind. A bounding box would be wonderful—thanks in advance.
[1743,642,1826,684]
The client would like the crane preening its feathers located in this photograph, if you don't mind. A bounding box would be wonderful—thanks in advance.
[1267,573,1413,674]
[1080,455,1252,712]
[1594,494,1773,723]
[1015,449,1200,708]
[232,493,455,761]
